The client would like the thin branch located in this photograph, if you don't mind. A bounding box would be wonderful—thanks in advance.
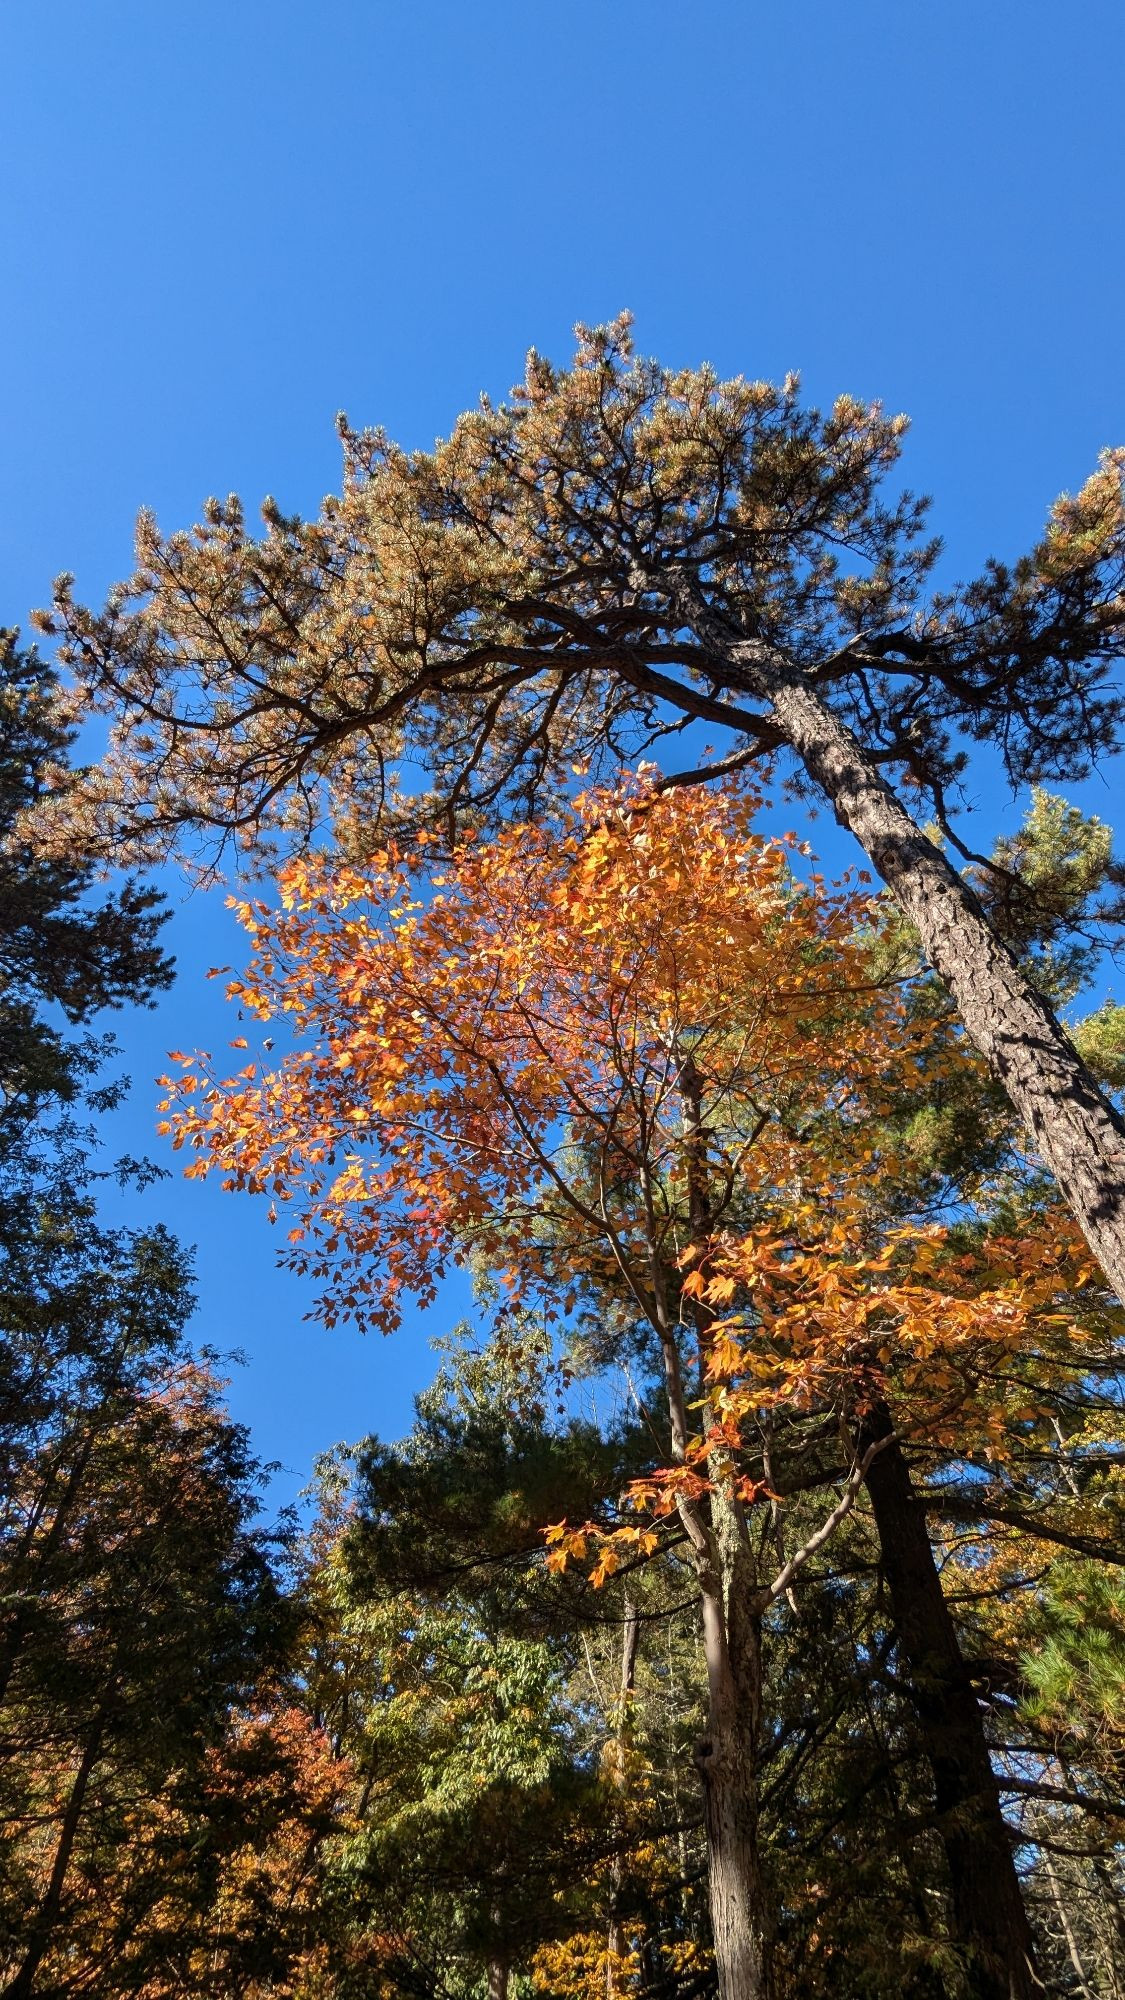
[756,1434,891,1610]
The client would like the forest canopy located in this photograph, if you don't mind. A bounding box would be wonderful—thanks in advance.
[6,322,1125,1999]
[31,318,1125,1299]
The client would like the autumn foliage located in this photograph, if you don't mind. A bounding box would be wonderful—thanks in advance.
[147,769,1121,1999]
[161,777,918,1315]
[161,775,1088,1492]
[7,305,1125,1990]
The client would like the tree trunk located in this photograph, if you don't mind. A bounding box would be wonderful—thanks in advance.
[673,1045,775,2000]
[695,1562,773,2000]
[769,669,1125,1298]
[1043,1848,1096,2000]
[658,1423,774,1998]
[606,1596,640,1998]
[694,611,1125,1302]
[859,1402,1040,2000]
[486,1961,509,2000]
[650,1360,773,1998]
[4,1715,104,2000]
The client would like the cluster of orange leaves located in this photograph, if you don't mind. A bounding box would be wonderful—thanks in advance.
[161,776,922,1316]
[158,775,1091,1584]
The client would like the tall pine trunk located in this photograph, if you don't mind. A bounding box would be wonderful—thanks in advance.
[691,607,1125,1301]
[859,1402,1040,1999]
[767,669,1125,1300]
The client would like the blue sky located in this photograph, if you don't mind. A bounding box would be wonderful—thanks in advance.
[3,0,1123,1499]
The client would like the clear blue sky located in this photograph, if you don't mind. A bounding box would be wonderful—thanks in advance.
[3,0,1123,1499]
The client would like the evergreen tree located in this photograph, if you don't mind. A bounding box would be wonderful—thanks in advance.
[0,628,171,1123]
[0,630,338,1998]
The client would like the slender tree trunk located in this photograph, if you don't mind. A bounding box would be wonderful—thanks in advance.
[487,1960,509,2000]
[4,1716,104,2000]
[1042,1848,1096,2000]
[689,605,1125,1301]
[650,1351,772,1997]
[654,1376,773,2000]
[644,1317,772,1988]
[858,1401,1040,2000]
[675,1049,774,2000]
[1057,1751,1125,1995]
[606,1596,640,1997]
[696,1500,773,2000]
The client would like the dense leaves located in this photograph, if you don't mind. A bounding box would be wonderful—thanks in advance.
[33,315,1125,1305]
[151,772,1123,1995]
[0,632,342,2000]
[6,415,1125,1985]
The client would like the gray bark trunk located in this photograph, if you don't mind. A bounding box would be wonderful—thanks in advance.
[1043,1850,1096,2000]
[695,1548,773,2000]
[676,1052,774,1999]
[651,1344,773,1998]
[768,668,1125,1300]
[606,1596,640,1997]
[690,611,1125,1302]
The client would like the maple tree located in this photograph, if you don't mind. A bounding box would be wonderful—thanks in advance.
[158,774,1105,1998]
[4,610,1112,1991]
[35,319,1125,1297]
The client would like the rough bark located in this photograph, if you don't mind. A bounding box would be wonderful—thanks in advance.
[770,670,1125,1299]
[687,606,1125,1303]
[696,1745,769,1999]
[695,1549,773,2000]
[859,1402,1040,2000]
